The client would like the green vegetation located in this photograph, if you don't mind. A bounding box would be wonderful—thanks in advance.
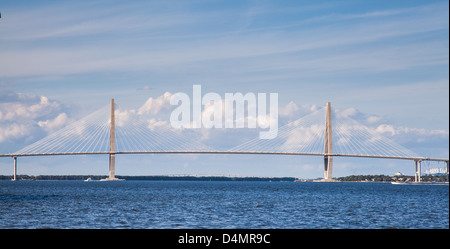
[0,175,296,182]
[1,174,447,182]
[336,174,448,183]
[337,175,392,182]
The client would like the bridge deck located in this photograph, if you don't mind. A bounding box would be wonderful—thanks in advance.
[0,151,448,162]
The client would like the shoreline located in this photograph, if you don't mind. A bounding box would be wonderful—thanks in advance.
[1,174,448,184]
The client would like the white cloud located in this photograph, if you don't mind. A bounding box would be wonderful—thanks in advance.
[0,123,31,143]
[334,107,384,126]
[337,107,358,118]
[279,101,299,117]
[375,124,397,136]
[366,116,382,124]
[147,118,169,131]
[0,89,71,148]
[138,92,173,115]
[115,109,136,127]
[38,113,70,131]
[376,124,449,138]
[0,93,61,121]
[279,102,321,122]
[280,125,323,152]
[113,93,175,129]
[1,90,447,158]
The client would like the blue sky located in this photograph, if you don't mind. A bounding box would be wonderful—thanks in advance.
[0,0,448,178]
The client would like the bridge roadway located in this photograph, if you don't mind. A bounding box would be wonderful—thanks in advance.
[0,151,448,162]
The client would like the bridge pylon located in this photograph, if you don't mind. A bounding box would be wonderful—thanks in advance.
[101,98,123,181]
[323,102,333,181]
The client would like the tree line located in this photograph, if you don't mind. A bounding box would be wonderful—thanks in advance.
[1,174,447,182]
[336,174,448,182]
[0,175,296,182]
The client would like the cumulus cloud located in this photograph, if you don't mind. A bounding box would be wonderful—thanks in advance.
[335,107,384,126]
[375,124,449,142]
[136,92,447,150]
[114,93,174,129]
[331,107,448,149]
[138,92,173,115]
[2,90,447,157]
[279,102,320,119]
[0,89,71,147]
[337,107,358,118]
[366,116,382,124]
[0,91,62,121]
[0,123,31,143]
[115,109,137,127]
[279,101,299,117]
[280,125,323,152]
[147,118,169,131]
[38,113,70,131]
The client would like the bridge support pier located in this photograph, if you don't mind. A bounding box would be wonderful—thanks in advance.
[446,161,449,183]
[13,156,17,181]
[414,160,421,183]
[109,153,116,179]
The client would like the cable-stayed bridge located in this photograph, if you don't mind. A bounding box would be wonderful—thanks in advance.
[1,99,448,182]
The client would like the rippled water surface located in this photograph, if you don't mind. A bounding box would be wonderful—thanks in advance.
[0,181,448,229]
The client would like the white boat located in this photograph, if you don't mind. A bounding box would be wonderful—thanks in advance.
[391,181,404,185]
[84,177,92,182]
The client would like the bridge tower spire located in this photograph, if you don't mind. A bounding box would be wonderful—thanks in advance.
[324,102,333,181]
[101,98,122,181]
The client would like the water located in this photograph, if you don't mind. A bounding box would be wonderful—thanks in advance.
[0,181,448,229]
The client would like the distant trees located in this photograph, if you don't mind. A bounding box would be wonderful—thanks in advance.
[336,175,392,182]
[0,174,446,182]
[0,175,296,182]
[0,175,34,180]
[336,174,448,182]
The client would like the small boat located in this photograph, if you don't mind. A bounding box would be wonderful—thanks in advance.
[391,181,404,185]
[84,178,92,182]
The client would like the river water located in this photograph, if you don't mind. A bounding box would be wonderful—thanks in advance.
[0,181,448,229]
